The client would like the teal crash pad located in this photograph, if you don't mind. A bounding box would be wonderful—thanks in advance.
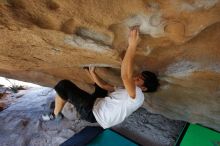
[87,129,138,146]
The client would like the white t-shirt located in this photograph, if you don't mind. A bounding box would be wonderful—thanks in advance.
[92,86,145,129]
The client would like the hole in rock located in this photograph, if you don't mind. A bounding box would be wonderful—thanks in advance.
[76,27,113,46]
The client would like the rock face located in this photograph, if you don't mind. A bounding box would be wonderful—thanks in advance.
[0,0,220,131]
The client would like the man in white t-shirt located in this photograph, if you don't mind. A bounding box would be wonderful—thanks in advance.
[42,27,159,129]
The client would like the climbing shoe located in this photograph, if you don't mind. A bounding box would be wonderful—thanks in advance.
[42,112,63,122]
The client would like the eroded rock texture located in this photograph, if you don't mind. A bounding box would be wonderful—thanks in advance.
[0,0,220,131]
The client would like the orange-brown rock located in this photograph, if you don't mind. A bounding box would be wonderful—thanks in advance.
[0,0,220,131]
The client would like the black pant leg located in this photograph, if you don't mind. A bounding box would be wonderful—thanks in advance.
[54,80,97,123]
[54,80,94,104]
[91,84,108,98]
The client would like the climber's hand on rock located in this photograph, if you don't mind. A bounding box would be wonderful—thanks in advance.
[128,26,140,48]
[83,67,90,74]
[89,66,96,73]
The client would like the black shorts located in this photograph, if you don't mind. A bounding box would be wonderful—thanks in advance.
[54,80,108,123]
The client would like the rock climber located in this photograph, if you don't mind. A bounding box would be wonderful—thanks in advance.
[42,26,159,129]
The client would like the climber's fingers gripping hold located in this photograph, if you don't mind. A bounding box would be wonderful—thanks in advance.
[128,26,140,48]
[89,66,95,73]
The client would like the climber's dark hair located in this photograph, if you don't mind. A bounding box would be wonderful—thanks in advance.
[141,71,159,92]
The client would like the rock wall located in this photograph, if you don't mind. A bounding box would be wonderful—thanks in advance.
[0,0,219,131]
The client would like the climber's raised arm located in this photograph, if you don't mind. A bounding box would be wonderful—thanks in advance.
[88,66,114,92]
[121,27,140,99]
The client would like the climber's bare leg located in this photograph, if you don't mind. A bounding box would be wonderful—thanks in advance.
[54,95,66,116]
